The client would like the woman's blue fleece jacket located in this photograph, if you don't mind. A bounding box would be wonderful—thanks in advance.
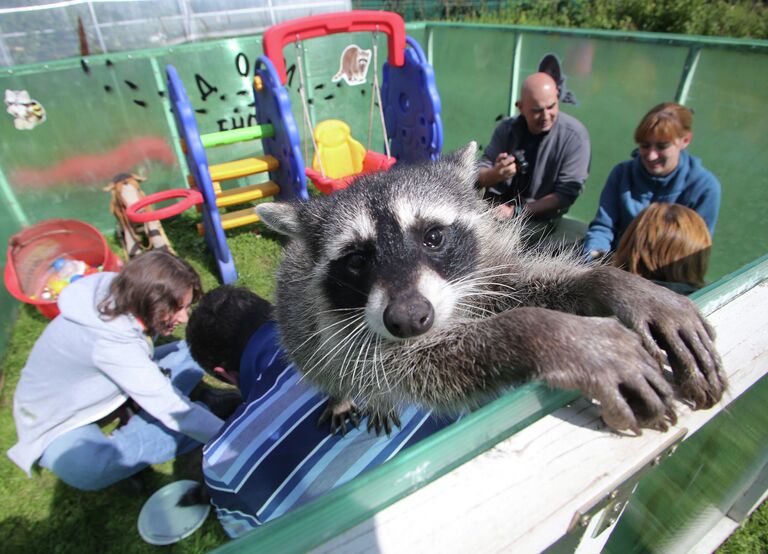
[583,150,721,254]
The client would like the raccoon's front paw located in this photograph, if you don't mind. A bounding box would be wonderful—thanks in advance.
[590,267,726,410]
[365,408,402,436]
[546,317,677,434]
[318,397,360,436]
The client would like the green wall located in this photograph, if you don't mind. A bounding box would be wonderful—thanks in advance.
[426,23,768,280]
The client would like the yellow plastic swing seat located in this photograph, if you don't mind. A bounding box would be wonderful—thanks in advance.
[312,119,366,179]
[307,118,396,195]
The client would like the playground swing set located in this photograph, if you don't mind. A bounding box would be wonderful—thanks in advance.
[2,10,443,316]
[126,10,444,284]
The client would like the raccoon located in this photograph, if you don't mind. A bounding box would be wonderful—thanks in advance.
[255,143,725,434]
[331,45,372,86]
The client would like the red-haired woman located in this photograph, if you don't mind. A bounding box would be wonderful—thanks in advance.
[583,102,721,259]
[612,202,712,295]
[8,250,224,491]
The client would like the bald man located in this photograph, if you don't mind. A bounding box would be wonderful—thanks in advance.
[477,72,591,230]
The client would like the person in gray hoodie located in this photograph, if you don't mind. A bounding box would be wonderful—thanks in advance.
[476,72,591,231]
[7,250,224,491]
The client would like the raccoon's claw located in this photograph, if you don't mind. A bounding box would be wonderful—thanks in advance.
[318,398,360,436]
[365,409,401,436]
[542,315,678,433]
[588,267,726,411]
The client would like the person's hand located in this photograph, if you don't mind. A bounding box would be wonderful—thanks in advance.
[493,152,517,181]
[587,249,606,261]
[493,203,517,220]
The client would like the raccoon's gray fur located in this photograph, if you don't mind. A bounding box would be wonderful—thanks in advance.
[256,143,724,433]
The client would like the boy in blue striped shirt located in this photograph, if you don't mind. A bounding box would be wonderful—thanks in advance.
[186,286,457,538]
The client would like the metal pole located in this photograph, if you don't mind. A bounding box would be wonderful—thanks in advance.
[0,25,14,67]
[176,0,192,43]
[0,165,29,227]
[509,33,523,116]
[675,46,702,106]
[426,24,434,63]
[86,1,107,54]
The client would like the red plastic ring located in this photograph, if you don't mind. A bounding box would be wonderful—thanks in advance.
[126,189,203,223]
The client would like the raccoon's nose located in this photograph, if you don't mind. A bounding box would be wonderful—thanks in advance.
[383,292,434,338]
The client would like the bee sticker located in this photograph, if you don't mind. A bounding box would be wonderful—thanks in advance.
[5,89,47,130]
[331,45,372,87]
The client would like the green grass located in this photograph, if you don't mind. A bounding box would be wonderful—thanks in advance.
[719,501,768,553]
[0,211,283,553]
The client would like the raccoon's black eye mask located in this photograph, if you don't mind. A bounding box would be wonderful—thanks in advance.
[343,251,371,276]
[325,244,376,310]
[333,240,376,276]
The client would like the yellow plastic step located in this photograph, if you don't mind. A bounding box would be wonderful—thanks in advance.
[208,155,279,182]
[219,207,261,230]
[197,207,261,234]
[215,181,280,208]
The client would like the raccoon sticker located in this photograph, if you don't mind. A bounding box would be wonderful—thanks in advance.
[5,89,46,130]
[331,44,372,86]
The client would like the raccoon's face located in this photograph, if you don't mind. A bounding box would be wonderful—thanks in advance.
[257,142,484,343]
[321,194,480,340]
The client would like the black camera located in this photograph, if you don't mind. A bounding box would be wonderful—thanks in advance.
[512,150,529,175]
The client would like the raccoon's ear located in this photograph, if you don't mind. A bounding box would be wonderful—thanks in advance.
[445,141,478,171]
[255,202,302,239]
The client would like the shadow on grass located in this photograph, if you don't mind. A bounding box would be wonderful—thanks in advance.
[0,449,228,554]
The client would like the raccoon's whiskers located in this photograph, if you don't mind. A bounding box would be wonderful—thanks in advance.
[372,334,392,393]
[302,323,368,384]
[448,268,525,318]
[299,312,367,378]
[315,306,366,316]
[337,321,373,393]
[454,301,496,319]
[351,328,376,393]
[304,315,367,376]
[358,334,384,398]
[388,347,414,392]
[289,310,362,358]
[452,268,520,291]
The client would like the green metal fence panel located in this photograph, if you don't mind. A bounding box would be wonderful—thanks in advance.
[425,23,768,285]
[1,54,181,231]
[429,26,516,152]
[682,48,768,280]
